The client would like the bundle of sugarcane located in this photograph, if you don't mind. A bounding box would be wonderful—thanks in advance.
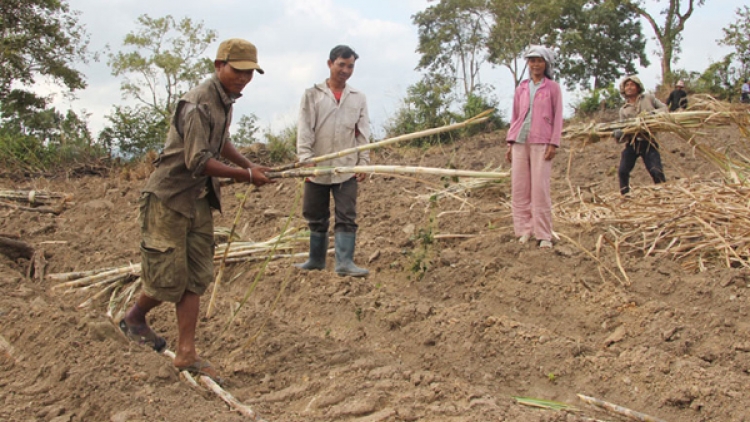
[562,96,749,143]
[556,178,750,273]
[0,189,72,214]
[268,165,509,180]
[47,229,309,312]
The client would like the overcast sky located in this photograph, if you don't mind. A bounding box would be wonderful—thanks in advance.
[52,0,744,139]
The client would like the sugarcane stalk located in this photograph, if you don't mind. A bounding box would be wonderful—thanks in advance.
[268,165,509,180]
[78,278,128,309]
[52,264,140,290]
[162,350,265,420]
[270,109,493,172]
[577,394,667,422]
[47,266,121,282]
[206,184,255,319]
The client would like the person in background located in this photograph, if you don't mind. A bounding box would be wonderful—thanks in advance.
[666,80,688,111]
[505,45,563,249]
[118,39,274,384]
[741,79,750,104]
[295,45,371,276]
[612,75,668,195]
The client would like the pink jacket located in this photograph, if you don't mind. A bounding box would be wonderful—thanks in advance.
[506,78,563,147]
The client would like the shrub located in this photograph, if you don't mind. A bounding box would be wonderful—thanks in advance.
[263,124,297,164]
[572,84,623,117]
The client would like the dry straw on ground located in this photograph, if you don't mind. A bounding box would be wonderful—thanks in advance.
[559,97,750,275]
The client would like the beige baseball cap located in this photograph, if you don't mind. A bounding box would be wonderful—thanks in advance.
[215,39,264,74]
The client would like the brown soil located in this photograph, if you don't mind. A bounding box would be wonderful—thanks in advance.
[2,126,749,422]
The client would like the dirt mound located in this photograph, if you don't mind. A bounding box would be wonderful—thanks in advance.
[1,127,749,422]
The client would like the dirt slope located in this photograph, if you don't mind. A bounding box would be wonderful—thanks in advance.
[1,127,749,422]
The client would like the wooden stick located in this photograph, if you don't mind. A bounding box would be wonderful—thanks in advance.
[577,394,667,422]
[270,110,493,172]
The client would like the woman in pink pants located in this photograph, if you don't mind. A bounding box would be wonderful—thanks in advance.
[504,45,563,249]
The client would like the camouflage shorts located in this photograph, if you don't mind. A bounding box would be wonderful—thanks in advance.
[138,193,214,303]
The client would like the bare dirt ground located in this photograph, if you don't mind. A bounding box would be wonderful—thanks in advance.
[1,125,750,422]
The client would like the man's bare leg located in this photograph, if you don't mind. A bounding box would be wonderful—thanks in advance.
[172,291,222,380]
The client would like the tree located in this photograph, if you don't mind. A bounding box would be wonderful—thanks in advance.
[619,0,705,84]
[557,0,649,90]
[104,14,217,157]
[413,0,492,98]
[486,0,562,86]
[384,73,457,145]
[231,114,261,147]
[0,0,89,99]
[718,5,750,83]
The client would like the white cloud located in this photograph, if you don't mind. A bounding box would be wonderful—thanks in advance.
[49,0,744,140]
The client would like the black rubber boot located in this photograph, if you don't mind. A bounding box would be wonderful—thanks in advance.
[334,232,369,277]
[294,232,328,270]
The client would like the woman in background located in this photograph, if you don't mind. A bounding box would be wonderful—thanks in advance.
[505,45,563,249]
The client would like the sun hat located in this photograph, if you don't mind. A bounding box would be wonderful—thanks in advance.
[215,39,264,74]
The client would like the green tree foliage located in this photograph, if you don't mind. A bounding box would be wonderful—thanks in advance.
[571,84,623,116]
[232,114,261,147]
[103,14,217,157]
[98,106,168,158]
[717,5,750,95]
[461,91,506,135]
[384,73,458,146]
[557,1,649,90]
[263,125,297,163]
[0,0,99,172]
[692,57,736,101]
[486,0,561,86]
[0,91,97,172]
[0,0,89,98]
[619,0,705,83]
[413,0,491,98]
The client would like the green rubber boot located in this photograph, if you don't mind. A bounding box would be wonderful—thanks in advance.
[334,232,369,277]
[294,232,328,270]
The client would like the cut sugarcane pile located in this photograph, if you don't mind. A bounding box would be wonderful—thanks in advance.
[0,189,73,214]
[556,178,750,273]
[562,95,750,143]
[47,229,310,316]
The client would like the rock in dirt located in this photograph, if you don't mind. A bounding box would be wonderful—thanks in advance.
[603,325,627,347]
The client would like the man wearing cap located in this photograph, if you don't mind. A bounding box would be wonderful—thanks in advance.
[294,45,371,276]
[612,75,668,195]
[666,80,688,111]
[118,38,273,383]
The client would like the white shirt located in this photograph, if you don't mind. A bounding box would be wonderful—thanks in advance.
[297,80,371,185]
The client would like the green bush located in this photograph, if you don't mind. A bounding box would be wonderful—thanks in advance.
[461,92,506,136]
[572,84,623,116]
[383,73,458,147]
[263,124,297,163]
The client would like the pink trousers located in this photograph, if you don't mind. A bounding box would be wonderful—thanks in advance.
[510,143,553,241]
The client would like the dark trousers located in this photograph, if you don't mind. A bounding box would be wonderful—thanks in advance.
[618,139,666,195]
[302,178,358,234]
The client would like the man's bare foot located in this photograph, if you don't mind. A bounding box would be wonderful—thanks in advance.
[175,358,225,386]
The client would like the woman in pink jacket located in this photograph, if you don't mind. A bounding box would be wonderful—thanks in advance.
[504,45,563,249]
